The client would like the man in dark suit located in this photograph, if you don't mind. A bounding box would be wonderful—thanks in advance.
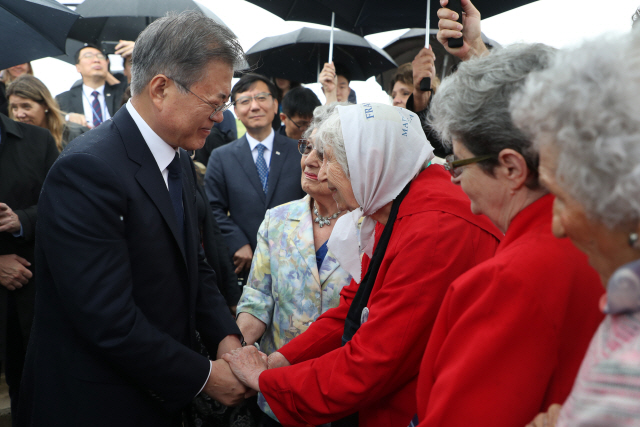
[0,113,57,425]
[55,44,127,129]
[205,74,305,288]
[18,12,248,427]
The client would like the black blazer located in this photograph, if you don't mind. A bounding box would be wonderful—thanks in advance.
[204,133,306,255]
[0,114,58,359]
[18,107,239,427]
[55,81,127,118]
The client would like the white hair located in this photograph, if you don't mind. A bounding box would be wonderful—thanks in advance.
[308,102,350,178]
[511,29,640,229]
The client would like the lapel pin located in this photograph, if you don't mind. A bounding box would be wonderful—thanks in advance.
[276,151,281,155]
[106,93,111,97]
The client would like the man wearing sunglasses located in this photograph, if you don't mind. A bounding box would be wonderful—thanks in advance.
[205,73,305,293]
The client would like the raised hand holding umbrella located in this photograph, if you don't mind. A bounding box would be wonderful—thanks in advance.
[419,0,433,92]
[437,0,488,61]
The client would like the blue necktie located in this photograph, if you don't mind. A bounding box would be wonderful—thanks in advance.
[256,143,269,194]
[91,90,103,128]
[167,153,184,244]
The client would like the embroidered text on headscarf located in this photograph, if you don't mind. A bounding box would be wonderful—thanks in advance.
[326,103,435,283]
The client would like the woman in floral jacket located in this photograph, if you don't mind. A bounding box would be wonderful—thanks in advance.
[236,105,356,426]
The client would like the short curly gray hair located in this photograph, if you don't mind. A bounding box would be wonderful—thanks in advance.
[511,30,640,229]
[305,102,351,178]
[428,43,556,188]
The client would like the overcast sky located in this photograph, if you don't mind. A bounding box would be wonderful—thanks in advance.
[36,0,639,105]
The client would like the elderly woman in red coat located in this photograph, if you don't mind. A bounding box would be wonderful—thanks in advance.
[222,102,502,427]
[512,29,640,427]
[413,43,604,427]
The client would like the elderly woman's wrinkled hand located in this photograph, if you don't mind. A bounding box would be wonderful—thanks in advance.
[222,346,268,392]
[526,404,562,427]
[267,351,291,370]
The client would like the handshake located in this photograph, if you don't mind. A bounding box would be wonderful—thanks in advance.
[203,344,290,407]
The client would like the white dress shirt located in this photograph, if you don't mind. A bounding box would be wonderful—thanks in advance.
[82,84,112,126]
[245,129,275,167]
[125,101,212,395]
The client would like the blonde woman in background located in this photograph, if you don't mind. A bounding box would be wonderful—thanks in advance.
[7,75,88,151]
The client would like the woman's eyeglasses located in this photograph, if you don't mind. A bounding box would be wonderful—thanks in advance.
[444,154,495,178]
[298,139,324,161]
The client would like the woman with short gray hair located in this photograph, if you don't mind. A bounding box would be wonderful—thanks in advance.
[512,30,640,427]
[414,43,603,427]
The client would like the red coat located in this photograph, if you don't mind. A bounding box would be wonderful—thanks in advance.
[416,194,604,427]
[259,166,502,427]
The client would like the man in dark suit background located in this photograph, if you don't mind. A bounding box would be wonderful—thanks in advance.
[55,44,127,129]
[0,113,57,425]
[18,12,248,427]
[204,74,305,292]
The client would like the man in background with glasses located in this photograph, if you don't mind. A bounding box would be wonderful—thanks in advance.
[55,44,127,129]
[205,73,305,296]
[278,86,321,142]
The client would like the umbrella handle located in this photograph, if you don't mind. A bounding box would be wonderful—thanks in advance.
[447,0,464,48]
[419,77,431,92]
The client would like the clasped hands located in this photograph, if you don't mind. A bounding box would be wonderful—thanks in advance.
[202,335,290,407]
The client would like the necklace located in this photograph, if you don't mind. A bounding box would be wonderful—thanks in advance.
[313,202,340,228]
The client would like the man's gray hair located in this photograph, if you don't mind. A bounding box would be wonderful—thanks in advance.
[306,102,350,178]
[511,30,640,229]
[428,43,556,187]
[130,11,245,96]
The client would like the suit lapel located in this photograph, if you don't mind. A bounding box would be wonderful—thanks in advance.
[319,250,341,285]
[265,134,291,206]
[287,197,321,287]
[113,108,187,263]
[104,86,115,116]
[232,136,266,203]
[71,86,83,116]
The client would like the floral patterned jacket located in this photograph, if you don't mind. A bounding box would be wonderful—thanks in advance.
[237,195,355,356]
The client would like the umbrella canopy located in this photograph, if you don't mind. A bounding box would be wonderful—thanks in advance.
[68,0,235,47]
[0,0,79,69]
[246,0,539,35]
[377,28,500,91]
[245,27,397,84]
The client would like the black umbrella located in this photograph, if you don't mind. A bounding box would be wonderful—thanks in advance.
[0,0,79,69]
[245,27,397,84]
[247,0,539,36]
[376,28,501,91]
[66,0,235,49]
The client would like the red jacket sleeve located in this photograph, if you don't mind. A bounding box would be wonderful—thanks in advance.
[417,245,602,427]
[279,235,374,364]
[259,211,499,427]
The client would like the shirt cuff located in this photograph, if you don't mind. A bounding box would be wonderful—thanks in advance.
[12,224,23,238]
[196,360,212,397]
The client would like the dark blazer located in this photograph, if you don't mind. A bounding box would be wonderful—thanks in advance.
[55,80,127,118]
[0,114,58,359]
[195,183,241,306]
[204,133,305,256]
[17,107,240,427]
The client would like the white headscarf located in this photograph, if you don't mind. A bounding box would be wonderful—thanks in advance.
[327,103,434,283]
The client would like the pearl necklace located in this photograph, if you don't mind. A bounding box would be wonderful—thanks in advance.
[313,202,340,228]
